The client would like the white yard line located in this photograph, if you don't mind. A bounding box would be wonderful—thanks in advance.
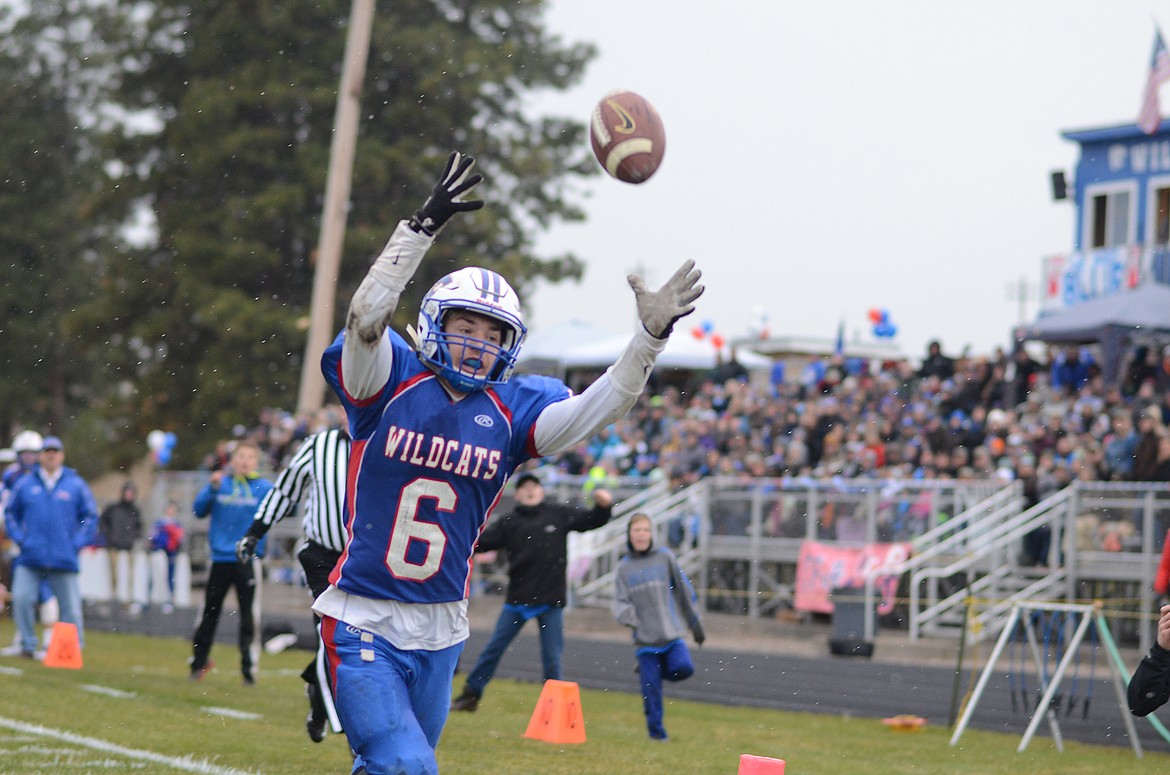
[0,716,258,775]
[200,707,263,721]
[79,684,138,699]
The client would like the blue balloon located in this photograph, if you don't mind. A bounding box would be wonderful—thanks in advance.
[701,319,714,334]
[163,432,177,450]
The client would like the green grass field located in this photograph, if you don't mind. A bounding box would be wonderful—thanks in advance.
[0,623,1167,774]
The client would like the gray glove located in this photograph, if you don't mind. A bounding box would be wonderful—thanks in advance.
[627,259,704,339]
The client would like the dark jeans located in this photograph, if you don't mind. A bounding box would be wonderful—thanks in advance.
[191,560,256,676]
[1022,525,1052,566]
[464,605,564,695]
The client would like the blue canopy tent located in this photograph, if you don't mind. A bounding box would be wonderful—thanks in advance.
[1016,284,1170,383]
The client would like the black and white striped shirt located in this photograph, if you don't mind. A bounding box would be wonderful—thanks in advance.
[251,428,349,553]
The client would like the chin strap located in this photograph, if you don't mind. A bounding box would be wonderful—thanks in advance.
[405,323,422,349]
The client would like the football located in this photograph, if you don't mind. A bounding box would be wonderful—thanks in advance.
[589,90,666,184]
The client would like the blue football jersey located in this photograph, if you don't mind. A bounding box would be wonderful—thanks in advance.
[322,329,570,604]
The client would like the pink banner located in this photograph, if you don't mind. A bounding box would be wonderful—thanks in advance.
[793,540,911,615]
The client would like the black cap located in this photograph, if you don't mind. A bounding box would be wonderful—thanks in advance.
[514,472,541,489]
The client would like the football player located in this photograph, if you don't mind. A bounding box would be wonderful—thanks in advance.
[316,151,703,775]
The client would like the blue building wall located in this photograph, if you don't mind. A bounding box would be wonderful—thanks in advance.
[1042,123,1170,309]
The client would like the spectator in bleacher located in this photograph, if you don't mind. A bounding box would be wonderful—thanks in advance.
[1122,345,1157,398]
[229,332,1170,516]
[1005,344,1042,406]
[918,340,956,381]
[200,440,231,473]
[1051,346,1094,396]
[1148,435,1170,483]
[1132,409,1164,482]
[1021,454,1071,567]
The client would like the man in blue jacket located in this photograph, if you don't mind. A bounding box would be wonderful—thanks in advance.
[4,435,98,658]
[189,440,272,684]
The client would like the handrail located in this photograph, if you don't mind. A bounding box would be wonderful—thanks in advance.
[903,488,1075,639]
[569,479,709,607]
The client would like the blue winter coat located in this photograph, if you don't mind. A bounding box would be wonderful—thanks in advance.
[5,467,99,571]
[194,474,273,562]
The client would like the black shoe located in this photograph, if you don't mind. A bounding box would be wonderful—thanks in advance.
[451,689,480,712]
[189,659,215,681]
[306,684,327,743]
[242,670,255,686]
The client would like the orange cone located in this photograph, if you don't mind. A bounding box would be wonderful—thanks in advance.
[523,679,586,744]
[42,622,83,669]
[738,753,786,774]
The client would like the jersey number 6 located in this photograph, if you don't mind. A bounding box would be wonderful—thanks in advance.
[386,478,455,581]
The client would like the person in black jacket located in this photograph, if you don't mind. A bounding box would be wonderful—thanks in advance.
[98,481,143,610]
[451,472,613,711]
[1129,603,1170,716]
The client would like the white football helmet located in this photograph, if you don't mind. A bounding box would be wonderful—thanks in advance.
[12,430,43,453]
[416,267,527,393]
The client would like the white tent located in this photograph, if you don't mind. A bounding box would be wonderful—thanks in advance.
[519,319,618,363]
[516,320,618,376]
[558,332,772,371]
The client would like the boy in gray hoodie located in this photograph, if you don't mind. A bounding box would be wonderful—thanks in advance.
[613,512,706,740]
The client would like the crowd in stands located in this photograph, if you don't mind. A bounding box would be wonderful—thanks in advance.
[215,340,1170,522]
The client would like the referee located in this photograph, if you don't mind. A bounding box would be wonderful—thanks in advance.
[236,426,349,743]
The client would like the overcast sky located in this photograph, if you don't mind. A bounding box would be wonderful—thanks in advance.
[522,1,1168,361]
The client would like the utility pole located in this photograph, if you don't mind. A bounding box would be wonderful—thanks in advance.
[296,0,376,415]
[1006,275,1037,325]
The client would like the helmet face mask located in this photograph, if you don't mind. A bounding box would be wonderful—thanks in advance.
[417,267,527,393]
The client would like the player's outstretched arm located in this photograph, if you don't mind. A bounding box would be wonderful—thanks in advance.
[342,152,484,400]
[532,260,704,456]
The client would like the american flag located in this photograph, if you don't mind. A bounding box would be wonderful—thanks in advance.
[1138,27,1170,135]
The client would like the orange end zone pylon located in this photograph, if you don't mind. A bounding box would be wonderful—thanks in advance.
[42,622,83,669]
[523,679,586,744]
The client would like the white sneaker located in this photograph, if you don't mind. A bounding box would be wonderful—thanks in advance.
[0,643,24,657]
[263,632,298,654]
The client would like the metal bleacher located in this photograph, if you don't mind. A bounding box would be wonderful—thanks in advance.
[148,469,1170,654]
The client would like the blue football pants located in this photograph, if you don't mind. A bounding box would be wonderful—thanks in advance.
[322,616,463,775]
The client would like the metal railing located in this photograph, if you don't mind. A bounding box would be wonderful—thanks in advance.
[147,469,1170,652]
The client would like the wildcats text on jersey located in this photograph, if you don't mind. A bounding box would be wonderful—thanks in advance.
[383,426,501,481]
